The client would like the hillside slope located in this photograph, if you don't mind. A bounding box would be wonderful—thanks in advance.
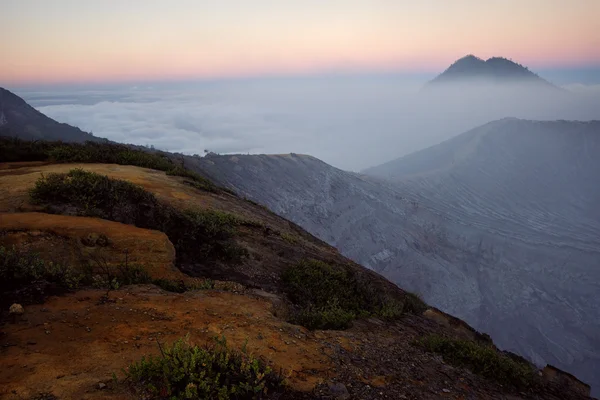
[0,139,593,399]
[189,119,600,396]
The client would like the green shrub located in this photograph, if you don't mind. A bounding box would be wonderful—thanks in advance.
[417,334,538,388]
[84,261,153,290]
[282,259,411,330]
[167,166,218,193]
[280,232,299,245]
[0,246,83,290]
[0,246,83,306]
[30,169,248,266]
[402,292,428,315]
[0,137,221,194]
[152,278,214,293]
[30,168,156,219]
[293,302,357,330]
[125,336,284,399]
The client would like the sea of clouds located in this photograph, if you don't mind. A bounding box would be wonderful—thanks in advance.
[18,76,600,171]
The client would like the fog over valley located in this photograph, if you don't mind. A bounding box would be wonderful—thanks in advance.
[13,75,600,171]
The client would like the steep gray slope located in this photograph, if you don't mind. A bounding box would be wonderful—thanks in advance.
[187,119,600,395]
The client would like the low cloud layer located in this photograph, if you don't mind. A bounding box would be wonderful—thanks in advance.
[22,77,600,171]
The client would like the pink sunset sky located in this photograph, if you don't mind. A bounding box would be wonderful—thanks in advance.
[2,0,599,84]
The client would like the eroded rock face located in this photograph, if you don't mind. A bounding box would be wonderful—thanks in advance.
[188,119,600,395]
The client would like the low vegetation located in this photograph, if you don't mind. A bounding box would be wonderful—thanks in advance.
[0,246,83,306]
[0,137,218,193]
[125,336,285,399]
[282,259,427,329]
[30,169,248,264]
[0,245,216,309]
[417,334,538,389]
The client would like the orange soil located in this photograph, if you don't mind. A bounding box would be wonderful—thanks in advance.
[0,212,182,281]
[0,286,339,399]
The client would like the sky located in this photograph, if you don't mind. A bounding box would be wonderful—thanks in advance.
[2,0,600,84]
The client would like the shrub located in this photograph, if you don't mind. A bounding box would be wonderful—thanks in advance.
[0,137,221,194]
[402,292,428,315]
[30,169,248,265]
[417,334,538,388]
[152,278,214,293]
[167,166,218,193]
[293,303,356,330]
[0,246,83,290]
[280,232,299,245]
[125,336,285,399]
[282,259,412,329]
[0,246,83,306]
[30,168,157,220]
[84,260,153,290]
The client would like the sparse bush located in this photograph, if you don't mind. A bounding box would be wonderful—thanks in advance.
[402,292,428,315]
[282,259,410,330]
[0,246,83,289]
[152,278,214,293]
[30,168,156,219]
[417,334,538,388]
[84,259,153,290]
[280,232,299,245]
[168,166,218,193]
[125,336,285,399]
[30,169,248,266]
[293,302,356,330]
[0,137,221,194]
[0,246,83,306]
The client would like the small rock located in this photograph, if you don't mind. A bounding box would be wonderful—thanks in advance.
[98,382,107,390]
[9,304,24,316]
[327,382,350,400]
[442,388,451,393]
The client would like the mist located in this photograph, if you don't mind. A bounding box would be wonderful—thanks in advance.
[17,76,600,171]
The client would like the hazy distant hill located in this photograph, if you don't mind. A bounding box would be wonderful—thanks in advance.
[426,55,557,87]
[0,87,100,142]
[188,119,600,395]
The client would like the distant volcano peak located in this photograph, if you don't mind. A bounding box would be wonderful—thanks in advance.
[427,55,556,87]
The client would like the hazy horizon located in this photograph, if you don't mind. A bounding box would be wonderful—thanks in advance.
[2,0,600,85]
[10,74,600,171]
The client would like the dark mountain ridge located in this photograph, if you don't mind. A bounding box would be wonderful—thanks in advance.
[426,55,557,87]
[0,87,101,143]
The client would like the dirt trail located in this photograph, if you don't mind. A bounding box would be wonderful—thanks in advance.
[0,286,336,399]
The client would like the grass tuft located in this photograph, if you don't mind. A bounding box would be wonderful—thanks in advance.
[0,246,83,306]
[417,334,539,388]
[125,336,285,399]
[282,259,420,330]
